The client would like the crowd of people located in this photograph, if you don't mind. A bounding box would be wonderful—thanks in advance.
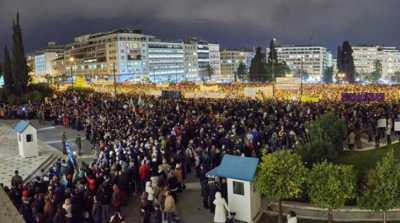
[1,86,400,223]
[93,83,400,101]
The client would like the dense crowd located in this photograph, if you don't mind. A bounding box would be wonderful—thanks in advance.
[1,89,400,223]
[93,83,400,101]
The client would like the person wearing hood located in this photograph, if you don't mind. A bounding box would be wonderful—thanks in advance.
[213,192,230,223]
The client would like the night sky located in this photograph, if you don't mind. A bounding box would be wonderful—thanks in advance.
[1,0,400,54]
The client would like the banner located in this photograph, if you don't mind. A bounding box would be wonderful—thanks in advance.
[200,85,219,92]
[243,86,273,99]
[184,92,226,99]
[377,118,387,128]
[66,143,77,168]
[395,120,400,132]
[341,92,385,102]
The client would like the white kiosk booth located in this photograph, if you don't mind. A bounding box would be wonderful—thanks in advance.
[207,155,261,223]
[14,121,39,158]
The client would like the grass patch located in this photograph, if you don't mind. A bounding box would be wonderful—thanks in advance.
[262,214,400,223]
[335,143,400,179]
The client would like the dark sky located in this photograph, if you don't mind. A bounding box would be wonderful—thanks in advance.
[1,0,400,54]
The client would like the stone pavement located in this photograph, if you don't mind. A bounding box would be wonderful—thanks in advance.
[0,121,62,187]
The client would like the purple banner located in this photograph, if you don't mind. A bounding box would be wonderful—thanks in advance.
[341,92,385,102]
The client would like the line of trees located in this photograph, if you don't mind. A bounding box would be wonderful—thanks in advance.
[248,39,291,82]
[2,12,30,96]
[256,112,400,223]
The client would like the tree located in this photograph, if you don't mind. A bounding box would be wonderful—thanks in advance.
[337,41,355,83]
[308,162,355,223]
[3,45,14,93]
[322,66,334,83]
[236,62,247,81]
[297,112,347,166]
[268,38,278,64]
[394,71,400,83]
[249,47,267,82]
[359,149,400,223]
[265,61,290,80]
[369,60,382,82]
[11,12,30,95]
[256,150,307,223]
[205,64,214,82]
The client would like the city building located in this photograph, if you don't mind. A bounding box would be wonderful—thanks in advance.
[208,43,221,79]
[39,29,220,83]
[352,45,400,80]
[267,45,331,82]
[30,42,64,77]
[63,29,155,82]
[220,49,255,81]
[147,41,185,83]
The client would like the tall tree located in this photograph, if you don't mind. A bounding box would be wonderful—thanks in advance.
[11,12,29,95]
[308,162,355,223]
[249,47,267,82]
[369,60,382,82]
[322,67,334,83]
[205,64,214,82]
[256,150,307,223]
[359,149,400,223]
[268,38,278,64]
[3,45,14,93]
[337,41,355,83]
[236,62,247,81]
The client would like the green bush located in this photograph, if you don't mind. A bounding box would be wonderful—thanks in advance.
[296,112,347,167]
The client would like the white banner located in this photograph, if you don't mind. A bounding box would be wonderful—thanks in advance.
[394,121,400,132]
[378,118,387,128]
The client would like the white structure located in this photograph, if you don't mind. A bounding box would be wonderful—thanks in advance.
[208,43,221,79]
[14,121,38,158]
[352,45,400,80]
[220,49,255,82]
[31,42,64,77]
[267,45,331,82]
[207,155,261,223]
[54,30,221,83]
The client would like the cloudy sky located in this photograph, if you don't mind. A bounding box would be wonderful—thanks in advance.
[1,0,400,54]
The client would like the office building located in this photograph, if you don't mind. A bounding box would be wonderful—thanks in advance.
[220,49,255,81]
[42,29,220,83]
[352,45,400,80]
[208,43,221,78]
[30,42,64,77]
[63,29,155,82]
[268,45,331,82]
[147,41,185,83]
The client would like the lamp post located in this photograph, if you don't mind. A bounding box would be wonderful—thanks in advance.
[112,62,117,96]
[300,56,304,101]
[69,57,75,88]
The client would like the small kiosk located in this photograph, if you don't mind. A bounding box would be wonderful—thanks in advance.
[14,121,38,158]
[207,155,261,223]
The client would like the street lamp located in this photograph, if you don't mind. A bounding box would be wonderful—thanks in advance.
[69,57,75,88]
[338,72,345,84]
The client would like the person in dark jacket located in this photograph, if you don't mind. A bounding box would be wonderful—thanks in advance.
[92,196,103,223]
